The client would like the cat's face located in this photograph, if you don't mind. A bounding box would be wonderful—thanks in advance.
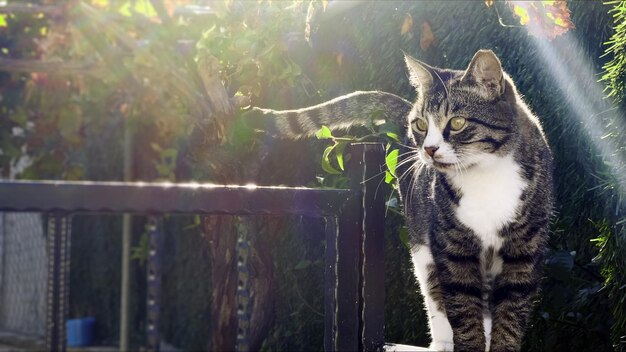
[404,50,518,174]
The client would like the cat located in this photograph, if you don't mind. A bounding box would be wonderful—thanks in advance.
[242,50,553,352]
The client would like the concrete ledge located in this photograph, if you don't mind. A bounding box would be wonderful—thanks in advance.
[385,343,432,351]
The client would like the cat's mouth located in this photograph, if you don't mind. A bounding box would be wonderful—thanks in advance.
[432,160,453,169]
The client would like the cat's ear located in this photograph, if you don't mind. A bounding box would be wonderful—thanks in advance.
[404,52,433,92]
[462,49,505,98]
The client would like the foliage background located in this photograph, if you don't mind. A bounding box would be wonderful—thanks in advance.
[0,0,624,351]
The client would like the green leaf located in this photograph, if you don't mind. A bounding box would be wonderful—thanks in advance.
[117,0,157,18]
[183,215,202,230]
[294,259,312,270]
[0,15,7,28]
[133,0,157,17]
[91,0,109,7]
[385,132,401,143]
[315,125,333,140]
[385,148,399,183]
[322,144,342,175]
[150,142,163,152]
[378,121,401,136]
[335,142,348,171]
[64,165,85,180]
[118,2,132,16]
[160,148,178,159]
[378,121,402,142]
[58,107,83,144]
[10,108,28,126]
[131,233,150,267]
[385,170,395,184]
[370,109,385,125]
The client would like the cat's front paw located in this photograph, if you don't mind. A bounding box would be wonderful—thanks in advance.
[429,341,454,352]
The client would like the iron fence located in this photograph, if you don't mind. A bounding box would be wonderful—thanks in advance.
[0,143,386,352]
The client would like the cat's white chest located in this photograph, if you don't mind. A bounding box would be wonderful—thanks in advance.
[450,154,527,250]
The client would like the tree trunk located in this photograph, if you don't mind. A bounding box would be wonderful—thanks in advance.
[246,218,279,351]
[204,143,278,352]
[206,216,239,350]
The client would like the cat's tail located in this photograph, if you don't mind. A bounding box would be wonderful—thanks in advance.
[242,90,412,139]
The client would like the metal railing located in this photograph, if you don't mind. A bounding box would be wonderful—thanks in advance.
[0,143,386,352]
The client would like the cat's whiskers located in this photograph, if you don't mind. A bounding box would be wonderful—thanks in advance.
[453,162,463,181]
[454,149,483,183]
[454,155,470,183]
[460,150,485,169]
[400,159,418,203]
[397,151,422,180]
[413,164,427,207]
[396,142,419,150]
[397,168,418,189]
[396,149,420,162]
[406,166,418,210]
[396,152,422,176]
[358,149,420,201]
[358,149,419,185]
[397,159,420,185]
[458,161,469,181]
[406,162,425,211]
[396,154,422,170]
[361,168,395,185]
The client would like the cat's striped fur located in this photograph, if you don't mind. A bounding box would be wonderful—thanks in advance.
[243,50,553,352]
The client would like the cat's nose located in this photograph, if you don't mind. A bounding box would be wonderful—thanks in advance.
[424,146,439,158]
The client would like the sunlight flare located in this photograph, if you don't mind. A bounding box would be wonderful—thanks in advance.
[530,33,626,196]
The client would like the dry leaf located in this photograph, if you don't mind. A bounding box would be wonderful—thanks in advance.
[401,13,414,36]
[119,103,130,117]
[485,0,495,7]
[335,51,344,66]
[420,21,434,50]
[513,3,530,25]
[163,0,176,17]
[305,1,317,43]
[508,0,574,40]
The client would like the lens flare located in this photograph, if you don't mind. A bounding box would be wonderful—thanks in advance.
[530,33,626,196]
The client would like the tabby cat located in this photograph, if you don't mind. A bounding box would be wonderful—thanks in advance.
[243,50,553,352]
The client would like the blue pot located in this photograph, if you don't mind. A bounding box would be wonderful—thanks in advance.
[67,317,95,347]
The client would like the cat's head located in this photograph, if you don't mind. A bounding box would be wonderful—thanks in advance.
[403,50,519,174]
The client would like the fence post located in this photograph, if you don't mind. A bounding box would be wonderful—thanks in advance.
[324,215,339,352]
[146,216,164,352]
[46,212,72,352]
[327,143,386,352]
[359,143,386,352]
[235,218,251,352]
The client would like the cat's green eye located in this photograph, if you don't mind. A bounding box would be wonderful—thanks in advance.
[449,117,466,131]
[413,118,428,132]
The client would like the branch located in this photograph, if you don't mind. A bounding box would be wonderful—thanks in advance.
[494,3,523,29]
[149,0,172,26]
[0,4,64,15]
[75,2,214,117]
[0,58,105,75]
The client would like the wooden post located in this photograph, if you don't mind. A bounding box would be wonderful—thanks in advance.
[359,144,386,351]
[324,215,338,352]
[324,143,386,352]
[120,116,133,352]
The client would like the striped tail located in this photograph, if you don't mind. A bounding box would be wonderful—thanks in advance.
[243,91,413,139]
